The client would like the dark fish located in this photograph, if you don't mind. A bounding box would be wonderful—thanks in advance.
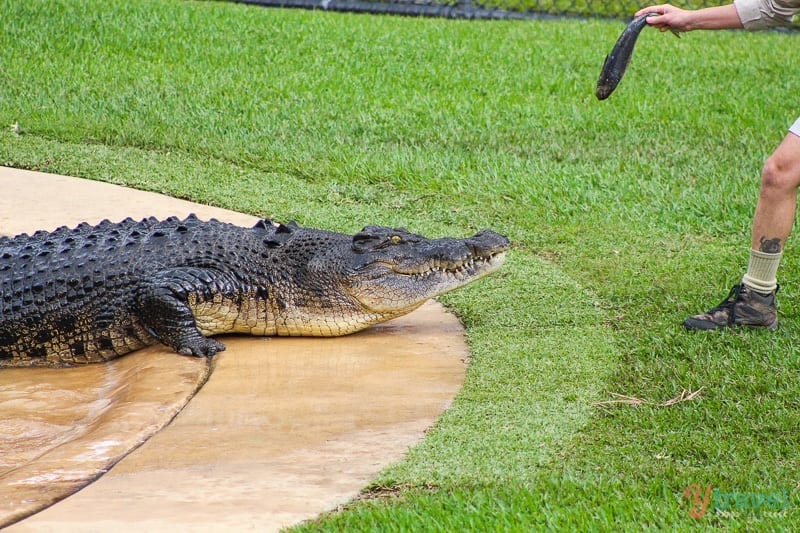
[596,13,658,100]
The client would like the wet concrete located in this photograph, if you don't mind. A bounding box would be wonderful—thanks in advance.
[0,167,468,531]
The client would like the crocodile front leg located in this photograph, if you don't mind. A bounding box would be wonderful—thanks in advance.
[136,267,228,357]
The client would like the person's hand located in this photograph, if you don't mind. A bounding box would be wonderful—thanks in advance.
[635,4,694,33]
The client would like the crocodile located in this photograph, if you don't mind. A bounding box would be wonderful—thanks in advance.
[0,215,509,368]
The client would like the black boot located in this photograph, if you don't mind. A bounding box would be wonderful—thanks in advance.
[683,284,778,331]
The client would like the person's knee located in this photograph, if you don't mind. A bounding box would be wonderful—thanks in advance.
[760,153,800,194]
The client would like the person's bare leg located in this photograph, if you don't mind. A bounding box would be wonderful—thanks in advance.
[684,131,800,330]
[742,132,800,295]
[750,132,800,254]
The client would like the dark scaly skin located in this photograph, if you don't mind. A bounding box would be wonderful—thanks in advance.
[0,216,509,368]
[596,14,657,100]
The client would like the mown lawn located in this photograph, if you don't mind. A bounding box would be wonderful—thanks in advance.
[1,0,798,529]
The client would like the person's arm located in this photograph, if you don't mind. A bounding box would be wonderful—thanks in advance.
[634,4,744,32]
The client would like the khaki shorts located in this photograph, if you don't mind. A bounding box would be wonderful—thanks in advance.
[791,116,800,137]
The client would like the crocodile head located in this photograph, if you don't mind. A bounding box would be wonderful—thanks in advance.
[261,222,509,333]
[343,225,509,314]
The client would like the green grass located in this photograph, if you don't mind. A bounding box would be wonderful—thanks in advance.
[2,0,800,529]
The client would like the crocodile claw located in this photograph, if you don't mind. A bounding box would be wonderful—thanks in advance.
[177,338,226,358]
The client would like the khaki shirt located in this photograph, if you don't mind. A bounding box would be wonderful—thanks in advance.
[734,0,800,29]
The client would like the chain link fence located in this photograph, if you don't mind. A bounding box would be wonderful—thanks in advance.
[231,0,728,20]
[480,0,725,18]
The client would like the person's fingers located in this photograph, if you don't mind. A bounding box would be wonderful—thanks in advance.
[634,4,670,17]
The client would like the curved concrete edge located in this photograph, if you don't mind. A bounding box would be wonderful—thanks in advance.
[1,167,469,531]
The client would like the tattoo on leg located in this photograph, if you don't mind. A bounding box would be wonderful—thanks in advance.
[759,236,782,254]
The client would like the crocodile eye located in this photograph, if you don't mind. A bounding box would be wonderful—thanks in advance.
[390,235,402,245]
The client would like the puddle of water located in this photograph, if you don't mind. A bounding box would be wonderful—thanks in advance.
[0,350,211,527]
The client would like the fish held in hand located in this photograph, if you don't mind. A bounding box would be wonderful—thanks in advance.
[596,14,659,100]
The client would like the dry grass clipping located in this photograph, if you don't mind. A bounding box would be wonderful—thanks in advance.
[593,387,704,408]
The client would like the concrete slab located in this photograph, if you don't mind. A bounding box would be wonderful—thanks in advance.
[0,167,467,531]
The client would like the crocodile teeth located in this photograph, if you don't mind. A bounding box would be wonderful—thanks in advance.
[406,254,498,279]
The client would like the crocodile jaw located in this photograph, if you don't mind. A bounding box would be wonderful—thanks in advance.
[349,250,506,315]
